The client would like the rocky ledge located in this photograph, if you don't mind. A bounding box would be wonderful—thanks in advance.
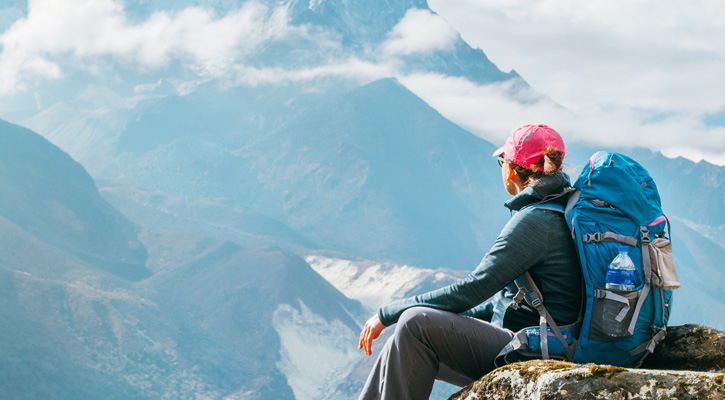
[449,324,725,400]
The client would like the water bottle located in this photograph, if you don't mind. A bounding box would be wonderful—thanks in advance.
[605,246,636,291]
[603,246,635,337]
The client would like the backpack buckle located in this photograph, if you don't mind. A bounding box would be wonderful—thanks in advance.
[640,227,650,244]
[530,294,543,309]
[583,232,601,243]
[511,287,527,310]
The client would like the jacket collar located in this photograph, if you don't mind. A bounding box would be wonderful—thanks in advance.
[504,171,572,212]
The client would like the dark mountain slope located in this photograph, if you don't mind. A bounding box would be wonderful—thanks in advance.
[0,119,149,280]
[236,78,510,269]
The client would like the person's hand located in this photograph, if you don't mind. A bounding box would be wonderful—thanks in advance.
[358,314,385,356]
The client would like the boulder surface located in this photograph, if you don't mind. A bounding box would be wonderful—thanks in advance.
[449,324,725,400]
[448,360,724,400]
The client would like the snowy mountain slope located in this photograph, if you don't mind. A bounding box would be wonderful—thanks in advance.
[306,253,468,311]
[304,253,479,400]
[273,301,362,400]
[141,230,368,399]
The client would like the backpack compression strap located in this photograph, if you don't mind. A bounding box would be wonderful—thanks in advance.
[628,225,668,365]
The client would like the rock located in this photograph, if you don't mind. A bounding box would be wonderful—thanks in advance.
[641,324,725,372]
[449,324,725,400]
[448,360,725,400]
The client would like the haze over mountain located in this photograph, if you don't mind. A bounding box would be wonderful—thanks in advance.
[0,0,723,399]
[0,119,149,280]
[0,120,368,399]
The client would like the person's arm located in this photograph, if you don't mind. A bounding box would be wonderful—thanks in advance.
[377,208,551,327]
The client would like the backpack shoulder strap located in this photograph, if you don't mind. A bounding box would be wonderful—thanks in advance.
[510,271,577,361]
[523,187,575,213]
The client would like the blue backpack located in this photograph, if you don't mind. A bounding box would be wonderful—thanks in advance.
[496,151,679,367]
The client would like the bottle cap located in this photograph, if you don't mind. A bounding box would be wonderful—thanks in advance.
[618,245,629,252]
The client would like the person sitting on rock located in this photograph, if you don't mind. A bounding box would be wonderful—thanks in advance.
[357,124,583,400]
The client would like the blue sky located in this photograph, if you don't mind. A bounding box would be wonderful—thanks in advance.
[0,0,723,165]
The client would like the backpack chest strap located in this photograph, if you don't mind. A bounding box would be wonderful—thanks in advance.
[582,231,638,246]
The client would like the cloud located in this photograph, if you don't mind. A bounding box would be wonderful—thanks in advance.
[0,1,440,93]
[380,8,458,57]
[0,0,335,95]
[400,73,725,165]
[425,0,725,165]
[428,0,725,116]
[1,1,723,165]
[220,57,396,87]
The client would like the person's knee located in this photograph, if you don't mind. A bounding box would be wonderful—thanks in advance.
[396,307,435,338]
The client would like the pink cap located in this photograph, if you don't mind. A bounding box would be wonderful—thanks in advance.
[493,124,565,171]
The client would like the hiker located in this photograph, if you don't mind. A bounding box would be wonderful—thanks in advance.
[357,124,583,400]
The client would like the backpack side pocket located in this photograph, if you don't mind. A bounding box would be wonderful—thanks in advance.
[589,288,638,342]
[649,238,680,290]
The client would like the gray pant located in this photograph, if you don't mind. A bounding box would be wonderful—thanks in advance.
[359,307,514,400]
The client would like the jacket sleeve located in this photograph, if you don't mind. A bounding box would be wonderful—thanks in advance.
[377,208,552,327]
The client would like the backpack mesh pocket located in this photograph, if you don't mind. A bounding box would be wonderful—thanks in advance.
[590,288,638,342]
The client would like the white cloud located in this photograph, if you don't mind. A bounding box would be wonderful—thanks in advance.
[427,0,725,164]
[0,0,335,95]
[380,8,458,57]
[1,1,723,165]
[428,0,725,115]
[220,57,396,87]
[400,73,725,165]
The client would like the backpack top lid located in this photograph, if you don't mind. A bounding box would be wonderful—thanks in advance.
[574,151,664,227]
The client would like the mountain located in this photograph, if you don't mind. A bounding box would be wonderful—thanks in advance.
[1,1,724,399]
[0,119,370,399]
[139,231,367,399]
[27,77,512,270]
[99,183,318,251]
[121,0,518,84]
[229,78,510,269]
[0,119,149,280]
[306,253,470,311]
[0,120,156,398]
[5,0,525,271]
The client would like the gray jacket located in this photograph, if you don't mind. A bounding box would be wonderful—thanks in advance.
[378,172,582,332]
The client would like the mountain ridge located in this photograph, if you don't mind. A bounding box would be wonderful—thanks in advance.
[0,119,150,280]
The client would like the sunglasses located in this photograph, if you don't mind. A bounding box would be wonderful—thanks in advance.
[497,156,505,167]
